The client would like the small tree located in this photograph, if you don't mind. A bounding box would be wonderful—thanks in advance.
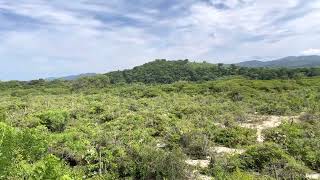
[38,110,69,132]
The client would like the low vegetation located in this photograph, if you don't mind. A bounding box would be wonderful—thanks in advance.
[0,60,320,179]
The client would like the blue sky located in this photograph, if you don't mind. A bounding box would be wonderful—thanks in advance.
[0,0,320,80]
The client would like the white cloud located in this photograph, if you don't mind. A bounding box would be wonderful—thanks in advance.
[0,1,104,28]
[302,48,320,55]
[167,0,320,61]
[0,0,320,80]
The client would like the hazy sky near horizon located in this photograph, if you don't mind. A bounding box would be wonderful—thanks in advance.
[0,0,320,80]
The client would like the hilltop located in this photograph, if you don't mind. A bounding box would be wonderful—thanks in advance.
[43,57,320,83]
[237,55,320,68]
[46,73,97,81]
[3,59,319,90]
[103,59,320,84]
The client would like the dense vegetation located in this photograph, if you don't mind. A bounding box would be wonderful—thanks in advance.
[106,59,320,84]
[1,60,320,179]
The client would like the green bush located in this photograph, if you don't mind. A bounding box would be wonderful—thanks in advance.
[0,107,6,122]
[227,169,272,180]
[30,155,73,180]
[38,110,69,132]
[1,75,320,179]
[214,126,256,148]
[264,121,320,171]
[239,143,309,179]
[0,123,50,179]
[0,122,17,177]
[257,103,290,115]
[180,131,210,158]
[132,146,187,180]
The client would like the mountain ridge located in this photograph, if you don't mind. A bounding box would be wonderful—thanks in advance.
[237,55,320,68]
[46,73,97,81]
[45,55,320,82]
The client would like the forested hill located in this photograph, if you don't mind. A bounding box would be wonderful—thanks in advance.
[43,56,320,81]
[237,55,320,68]
[104,59,320,84]
[1,59,320,90]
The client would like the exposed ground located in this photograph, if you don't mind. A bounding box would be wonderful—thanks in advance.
[306,173,320,180]
[186,114,320,180]
[211,146,245,155]
[239,115,299,142]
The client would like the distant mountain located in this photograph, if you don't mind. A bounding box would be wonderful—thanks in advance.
[237,55,320,68]
[46,73,97,81]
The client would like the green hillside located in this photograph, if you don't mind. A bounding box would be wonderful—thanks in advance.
[0,61,320,179]
[105,59,320,84]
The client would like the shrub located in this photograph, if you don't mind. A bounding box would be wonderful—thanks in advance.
[299,112,318,123]
[0,123,17,176]
[264,122,320,171]
[0,123,49,179]
[227,169,271,180]
[0,107,6,122]
[228,91,244,102]
[180,131,210,159]
[214,126,256,148]
[239,143,309,179]
[38,110,69,132]
[257,103,290,115]
[30,155,73,180]
[131,145,187,180]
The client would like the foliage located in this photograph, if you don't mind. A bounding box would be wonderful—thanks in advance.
[213,126,257,148]
[238,143,308,179]
[264,117,320,171]
[37,110,69,132]
[104,59,320,84]
[0,68,320,179]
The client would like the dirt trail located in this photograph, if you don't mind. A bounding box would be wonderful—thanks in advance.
[186,115,302,179]
[239,115,297,142]
[211,146,245,155]
[306,173,320,180]
[185,146,245,168]
[185,159,210,168]
[187,170,213,180]
[193,173,213,180]
[185,160,212,180]
[186,146,245,180]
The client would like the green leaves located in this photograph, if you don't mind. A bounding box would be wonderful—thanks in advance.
[239,143,308,179]
[0,122,17,176]
[0,123,53,179]
[1,75,320,179]
[37,110,69,132]
[31,155,72,180]
[0,107,6,122]
[214,126,257,148]
[131,145,187,179]
[264,120,320,171]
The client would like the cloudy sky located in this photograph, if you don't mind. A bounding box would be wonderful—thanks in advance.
[0,0,320,80]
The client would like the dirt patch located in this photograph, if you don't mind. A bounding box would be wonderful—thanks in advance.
[306,173,320,179]
[239,115,298,142]
[185,159,210,168]
[211,146,245,155]
[187,170,213,180]
[185,159,213,180]
[194,174,213,180]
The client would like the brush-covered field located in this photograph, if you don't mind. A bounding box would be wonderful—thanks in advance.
[1,75,320,180]
[1,60,320,179]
